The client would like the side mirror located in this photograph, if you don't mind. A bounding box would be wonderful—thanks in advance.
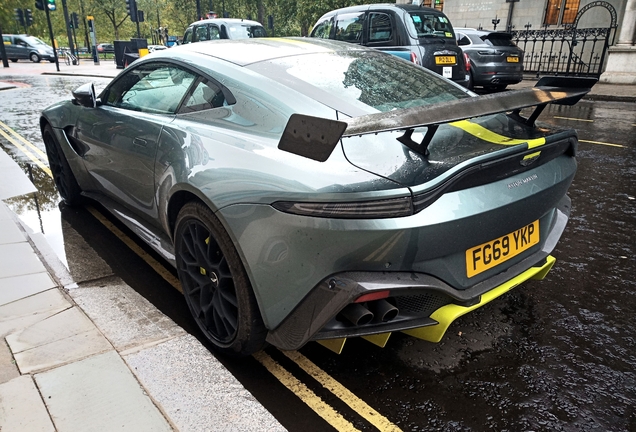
[72,83,97,108]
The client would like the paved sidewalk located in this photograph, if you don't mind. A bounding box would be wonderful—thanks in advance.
[0,149,285,431]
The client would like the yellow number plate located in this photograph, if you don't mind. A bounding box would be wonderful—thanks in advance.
[507,56,520,63]
[466,220,539,278]
[435,56,456,65]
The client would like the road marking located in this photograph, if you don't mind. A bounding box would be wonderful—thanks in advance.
[0,126,52,177]
[579,139,626,148]
[86,206,182,292]
[553,116,594,122]
[253,351,361,432]
[282,351,402,432]
[0,120,48,159]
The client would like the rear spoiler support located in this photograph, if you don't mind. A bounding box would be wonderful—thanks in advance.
[278,76,597,161]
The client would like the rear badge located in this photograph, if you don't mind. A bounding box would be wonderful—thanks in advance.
[508,174,538,189]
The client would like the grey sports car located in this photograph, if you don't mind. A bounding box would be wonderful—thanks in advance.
[40,38,595,357]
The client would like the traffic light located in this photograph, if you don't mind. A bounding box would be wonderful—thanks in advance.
[25,9,34,26]
[72,12,79,29]
[14,8,25,27]
[125,0,138,22]
[35,0,44,11]
[137,10,144,22]
[47,0,56,11]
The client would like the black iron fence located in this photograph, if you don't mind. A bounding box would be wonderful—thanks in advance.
[509,1,617,78]
[511,26,615,77]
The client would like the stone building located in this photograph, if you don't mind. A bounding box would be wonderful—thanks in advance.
[397,0,636,83]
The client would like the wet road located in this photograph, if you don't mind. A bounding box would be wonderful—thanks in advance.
[1,74,635,431]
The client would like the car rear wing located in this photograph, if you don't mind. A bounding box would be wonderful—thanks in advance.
[278,76,597,162]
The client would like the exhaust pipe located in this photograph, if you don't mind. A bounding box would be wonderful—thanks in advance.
[340,303,374,326]
[370,299,399,322]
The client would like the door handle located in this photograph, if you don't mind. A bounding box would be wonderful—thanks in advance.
[133,137,148,147]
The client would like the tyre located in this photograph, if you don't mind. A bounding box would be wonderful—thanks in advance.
[10,59,18,63]
[42,124,82,206]
[30,53,41,63]
[175,202,267,357]
[49,59,56,63]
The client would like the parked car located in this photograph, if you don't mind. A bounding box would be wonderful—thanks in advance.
[310,4,470,87]
[0,34,55,63]
[455,28,524,91]
[182,18,267,44]
[96,43,115,54]
[40,38,594,357]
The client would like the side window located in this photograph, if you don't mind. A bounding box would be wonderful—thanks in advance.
[183,28,193,44]
[3,36,11,45]
[105,64,196,114]
[311,18,333,38]
[209,25,221,40]
[195,25,209,42]
[179,78,226,113]
[457,32,470,46]
[368,13,393,44]
[334,12,364,43]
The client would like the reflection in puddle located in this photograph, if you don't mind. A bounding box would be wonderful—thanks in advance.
[5,160,68,269]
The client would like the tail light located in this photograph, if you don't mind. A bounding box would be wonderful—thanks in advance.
[410,51,419,65]
[464,53,471,71]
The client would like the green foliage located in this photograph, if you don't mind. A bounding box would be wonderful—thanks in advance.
[1,0,389,44]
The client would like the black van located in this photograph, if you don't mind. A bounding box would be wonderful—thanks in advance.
[310,4,469,87]
[1,34,56,63]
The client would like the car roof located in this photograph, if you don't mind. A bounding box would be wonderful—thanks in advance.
[172,37,373,67]
[318,3,443,15]
[187,18,264,28]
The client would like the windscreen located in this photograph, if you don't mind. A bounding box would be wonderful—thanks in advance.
[482,33,517,47]
[226,23,267,39]
[25,36,49,46]
[405,12,455,39]
[252,51,469,114]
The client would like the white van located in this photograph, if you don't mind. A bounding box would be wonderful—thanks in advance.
[1,34,56,63]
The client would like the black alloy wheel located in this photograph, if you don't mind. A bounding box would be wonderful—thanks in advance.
[175,202,266,356]
[43,124,82,206]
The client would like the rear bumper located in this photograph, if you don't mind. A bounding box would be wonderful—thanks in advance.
[265,196,570,351]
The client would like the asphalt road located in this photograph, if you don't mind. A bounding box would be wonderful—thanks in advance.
[1,73,635,431]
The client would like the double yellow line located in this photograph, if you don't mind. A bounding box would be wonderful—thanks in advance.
[0,121,401,431]
[0,120,52,177]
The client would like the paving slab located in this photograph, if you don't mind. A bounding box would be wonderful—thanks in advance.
[0,220,26,245]
[69,276,185,352]
[0,289,71,338]
[0,149,36,200]
[0,375,55,432]
[61,218,114,283]
[0,339,19,384]
[35,350,172,432]
[6,307,112,374]
[0,242,48,279]
[124,334,286,432]
[0,272,57,306]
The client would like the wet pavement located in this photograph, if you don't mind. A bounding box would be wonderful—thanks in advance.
[0,67,635,431]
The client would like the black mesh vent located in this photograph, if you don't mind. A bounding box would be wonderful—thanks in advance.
[395,292,451,316]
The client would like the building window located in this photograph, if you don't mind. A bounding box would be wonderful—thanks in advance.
[421,0,444,12]
[544,0,580,26]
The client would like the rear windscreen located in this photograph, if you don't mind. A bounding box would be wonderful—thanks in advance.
[406,12,455,39]
[251,51,469,115]
[482,34,517,47]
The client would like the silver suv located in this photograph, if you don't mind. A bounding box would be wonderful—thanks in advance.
[455,28,524,91]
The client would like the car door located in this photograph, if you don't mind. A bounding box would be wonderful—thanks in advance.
[76,62,197,221]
